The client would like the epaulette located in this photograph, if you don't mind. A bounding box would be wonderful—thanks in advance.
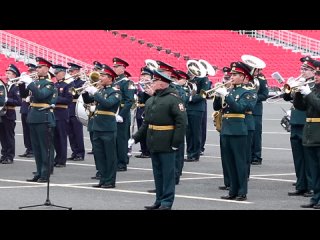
[170,92,181,99]
[64,79,74,84]
[242,86,255,90]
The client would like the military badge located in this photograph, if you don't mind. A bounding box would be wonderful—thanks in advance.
[46,85,52,89]
[235,94,240,100]
[104,94,108,98]
[115,93,120,98]
[178,103,185,111]
[59,88,63,92]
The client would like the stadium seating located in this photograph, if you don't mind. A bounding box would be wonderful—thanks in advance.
[3,30,307,86]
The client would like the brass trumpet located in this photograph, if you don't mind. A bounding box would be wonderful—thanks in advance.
[200,81,231,99]
[8,72,38,84]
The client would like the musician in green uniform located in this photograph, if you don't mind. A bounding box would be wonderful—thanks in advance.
[215,62,256,201]
[295,61,320,208]
[285,56,314,197]
[251,66,269,165]
[84,65,121,188]
[21,57,56,183]
[112,57,135,172]
[130,70,187,210]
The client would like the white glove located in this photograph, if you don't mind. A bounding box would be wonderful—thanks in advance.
[299,84,311,95]
[128,138,135,148]
[171,147,178,151]
[18,74,32,86]
[85,86,98,95]
[215,86,228,97]
[115,114,123,123]
[25,96,31,103]
[89,105,96,112]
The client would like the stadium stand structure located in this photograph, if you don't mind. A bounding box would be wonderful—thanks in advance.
[2,30,310,86]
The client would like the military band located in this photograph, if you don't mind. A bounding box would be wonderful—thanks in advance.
[2,53,320,210]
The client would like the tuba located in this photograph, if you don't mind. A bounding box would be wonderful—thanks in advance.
[186,60,207,78]
[145,59,159,71]
[241,54,266,91]
[199,59,216,76]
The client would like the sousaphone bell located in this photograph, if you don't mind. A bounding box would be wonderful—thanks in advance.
[199,59,216,76]
[145,59,159,71]
[186,60,207,78]
[241,54,266,75]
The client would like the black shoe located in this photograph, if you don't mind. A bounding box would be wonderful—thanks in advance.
[73,157,84,161]
[18,152,28,157]
[101,184,115,188]
[55,164,66,168]
[92,184,102,188]
[235,195,247,201]
[87,151,94,155]
[303,190,314,197]
[147,189,156,193]
[1,158,13,164]
[0,156,6,162]
[25,153,34,158]
[26,176,40,182]
[144,204,160,210]
[251,161,262,165]
[91,176,101,180]
[135,153,150,158]
[184,158,199,162]
[156,205,172,210]
[288,190,306,196]
[292,183,296,186]
[300,203,316,208]
[67,156,75,160]
[117,167,127,172]
[313,204,320,209]
[218,186,230,190]
[37,178,48,183]
[221,195,236,200]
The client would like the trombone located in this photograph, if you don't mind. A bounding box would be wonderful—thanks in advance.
[70,71,101,95]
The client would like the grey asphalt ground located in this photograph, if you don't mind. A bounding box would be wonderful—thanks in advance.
[0,99,314,210]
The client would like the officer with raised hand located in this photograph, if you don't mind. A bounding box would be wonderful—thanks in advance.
[129,70,187,210]
[83,65,121,188]
[112,57,135,172]
[0,64,22,164]
[23,57,56,182]
[67,62,85,161]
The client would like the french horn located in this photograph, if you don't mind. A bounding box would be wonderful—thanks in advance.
[186,60,207,78]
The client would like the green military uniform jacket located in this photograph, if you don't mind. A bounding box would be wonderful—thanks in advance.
[85,86,121,132]
[220,84,257,135]
[112,74,135,119]
[26,77,56,127]
[187,76,210,112]
[284,92,307,125]
[293,84,320,146]
[133,87,187,153]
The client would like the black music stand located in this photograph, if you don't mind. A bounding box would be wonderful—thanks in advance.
[19,111,72,210]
